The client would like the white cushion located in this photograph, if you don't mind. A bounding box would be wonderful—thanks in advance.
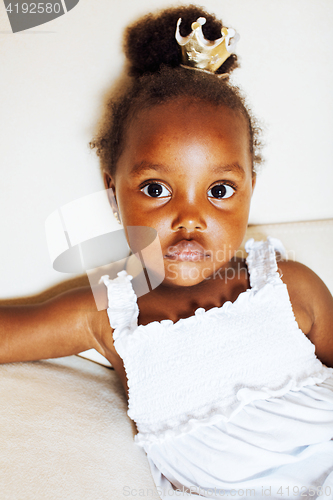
[0,356,160,499]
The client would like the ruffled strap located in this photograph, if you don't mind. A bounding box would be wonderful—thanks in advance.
[99,271,139,341]
[245,237,287,292]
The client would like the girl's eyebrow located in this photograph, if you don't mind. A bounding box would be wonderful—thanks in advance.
[212,163,246,178]
[130,160,245,178]
[130,161,171,177]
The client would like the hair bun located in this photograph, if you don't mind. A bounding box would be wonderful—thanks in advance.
[123,5,238,77]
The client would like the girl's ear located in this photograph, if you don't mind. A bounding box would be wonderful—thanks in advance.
[103,172,117,200]
[103,171,115,192]
[103,172,120,221]
[251,174,257,193]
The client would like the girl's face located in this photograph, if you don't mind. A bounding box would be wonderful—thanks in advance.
[106,98,255,288]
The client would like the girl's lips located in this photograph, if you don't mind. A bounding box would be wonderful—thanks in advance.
[164,240,211,261]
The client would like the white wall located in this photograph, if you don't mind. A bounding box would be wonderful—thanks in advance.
[0,0,332,298]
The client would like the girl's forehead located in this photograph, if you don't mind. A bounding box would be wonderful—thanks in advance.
[117,98,252,175]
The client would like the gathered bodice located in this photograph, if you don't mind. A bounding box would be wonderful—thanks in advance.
[100,238,333,448]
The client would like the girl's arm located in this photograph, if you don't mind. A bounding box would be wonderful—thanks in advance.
[0,285,107,364]
[279,260,333,368]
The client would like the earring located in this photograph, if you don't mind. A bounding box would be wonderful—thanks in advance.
[113,210,121,225]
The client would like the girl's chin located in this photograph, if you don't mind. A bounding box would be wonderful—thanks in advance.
[163,261,214,287]
[161,276,208,288]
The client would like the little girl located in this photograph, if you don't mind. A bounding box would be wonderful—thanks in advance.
[1,5,333,499]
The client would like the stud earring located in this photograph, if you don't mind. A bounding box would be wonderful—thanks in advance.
[113,210,121,225]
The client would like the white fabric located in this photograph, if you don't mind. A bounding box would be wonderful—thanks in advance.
[101,238,333,500]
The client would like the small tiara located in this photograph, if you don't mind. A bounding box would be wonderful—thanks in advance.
[175,17,239,75]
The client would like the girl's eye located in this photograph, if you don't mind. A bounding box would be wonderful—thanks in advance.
[141,183,171,198]
[207,184,235,199]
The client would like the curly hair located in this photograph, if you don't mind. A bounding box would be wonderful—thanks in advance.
[90,5,262,177]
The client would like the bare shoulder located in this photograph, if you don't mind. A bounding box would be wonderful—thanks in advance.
[87,283,129,392]
[42,283,119,367]
[86,283,127,368]
[278,260,333,367]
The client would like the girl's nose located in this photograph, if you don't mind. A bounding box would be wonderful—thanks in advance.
[171,203,207,232]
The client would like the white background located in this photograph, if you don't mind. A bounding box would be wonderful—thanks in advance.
[0,0,332,298]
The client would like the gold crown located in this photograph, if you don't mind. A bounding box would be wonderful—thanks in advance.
[175,17,239,74]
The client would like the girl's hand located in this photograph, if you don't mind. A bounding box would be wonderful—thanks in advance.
[279,261,333,368]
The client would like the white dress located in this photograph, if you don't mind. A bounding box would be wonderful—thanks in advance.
[101,238,333,500]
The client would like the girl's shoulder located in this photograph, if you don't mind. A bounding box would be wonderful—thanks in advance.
[278,259,333,367]
[87,282,117,356]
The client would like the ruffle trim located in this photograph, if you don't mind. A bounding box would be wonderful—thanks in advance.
[124,280,286,340]
[99,271,139,341]
[245,237,286,292]
[134,366,333,448]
